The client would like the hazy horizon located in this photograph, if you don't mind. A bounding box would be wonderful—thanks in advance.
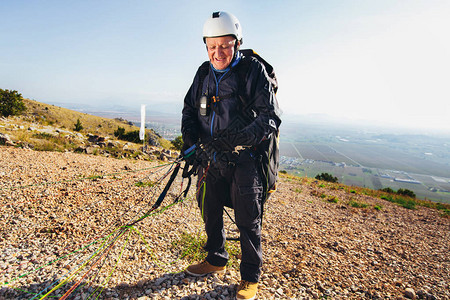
[45,98,450,137]
[1,0,449,133]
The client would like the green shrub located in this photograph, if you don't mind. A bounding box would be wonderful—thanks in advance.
[381,194,416,209]
[30,132,75,152]
[74,119,83,132]
[171,231,241,268]
[328,196,339,203]
[381,195,393,201]
[397,188,416,198]
[379,187,394,194]
[171,232,207,262]
[114,126,141,143]
[315,173,338,183]
[171,135,183,151]
[0,89,26,117]
[33,132,55,139]
[135,181,156,187]
[349,200,368,208]
[394,197,416,209]
[380,187,416,198]
[114,126,126,138]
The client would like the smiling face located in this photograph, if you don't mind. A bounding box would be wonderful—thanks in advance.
[205,36,239,70]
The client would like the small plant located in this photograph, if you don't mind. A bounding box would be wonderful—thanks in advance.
[394,197,416,209]
[374,204,383,211]
[440,208,450,218]
[171,231,207,262]
[171,231,241,268]
[74,119,83,132]
[381,194,416,209]
[315,173,338,183]
[279,170,288,174]
[294,188,302,193]
[381,195,393,201]
[348,200,368,208]
[135,181,156,187]
[33,132,55,139]
[328,196,339,203]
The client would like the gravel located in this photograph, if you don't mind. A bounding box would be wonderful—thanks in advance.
[0,146,449,299]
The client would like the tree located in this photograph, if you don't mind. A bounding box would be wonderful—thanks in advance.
[114,126,141,143]
[315,172,339,183]
[74,119,83,132]
[171,135,183,151]
[0,89,26,117]
[397,188,416,198]
[379,187,395,194]
[114,126,125,138]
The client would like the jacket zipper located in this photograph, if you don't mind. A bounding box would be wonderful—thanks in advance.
[210,69,229,137]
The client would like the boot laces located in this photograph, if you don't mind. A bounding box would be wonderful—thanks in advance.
[239,280,251,290]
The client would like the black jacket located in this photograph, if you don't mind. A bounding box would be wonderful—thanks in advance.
[182,52,281,150]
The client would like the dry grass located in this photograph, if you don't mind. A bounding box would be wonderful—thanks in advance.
[0,99,171,153]
[22,98,138,136]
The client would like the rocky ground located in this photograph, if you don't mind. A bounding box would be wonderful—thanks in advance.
[0,146,448,300]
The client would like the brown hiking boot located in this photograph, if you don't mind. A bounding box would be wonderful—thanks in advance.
[236,280,258,300]
[185,260,226,277]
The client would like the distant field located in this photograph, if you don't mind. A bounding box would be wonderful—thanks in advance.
[281,159,450,204]
[280,143,355,165]
[280,141,450,178]
[280,139,450,204]
[331,143,449,177]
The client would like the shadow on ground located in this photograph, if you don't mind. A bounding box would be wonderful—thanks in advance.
[1,271,237,300]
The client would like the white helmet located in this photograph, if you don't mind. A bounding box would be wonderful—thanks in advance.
[202,11,243,44]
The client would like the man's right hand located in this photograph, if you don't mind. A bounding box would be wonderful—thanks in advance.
[181,144,211,177]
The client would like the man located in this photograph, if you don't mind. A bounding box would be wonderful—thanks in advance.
[181,11,281,300]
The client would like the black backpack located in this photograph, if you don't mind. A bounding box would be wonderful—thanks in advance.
[238,50,279,201]
[198,49,280,201]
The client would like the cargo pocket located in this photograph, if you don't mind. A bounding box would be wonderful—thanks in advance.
[236,185,263,227]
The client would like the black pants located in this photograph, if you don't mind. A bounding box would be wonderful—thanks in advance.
[197,151,263,282]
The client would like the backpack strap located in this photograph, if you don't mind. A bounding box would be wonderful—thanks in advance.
[238,49,278,94]
[197,61,210,98]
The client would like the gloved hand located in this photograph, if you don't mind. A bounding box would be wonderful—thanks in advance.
[181,144,197,178]
[194,145,211,168]
[181,144,211,178]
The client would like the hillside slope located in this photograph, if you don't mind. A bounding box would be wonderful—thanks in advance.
[0,99,171,153]
[0,147,448,299]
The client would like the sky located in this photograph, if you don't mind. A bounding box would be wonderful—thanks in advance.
[1,0,449,133]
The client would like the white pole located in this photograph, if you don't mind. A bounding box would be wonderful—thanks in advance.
[140,104,146,152]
